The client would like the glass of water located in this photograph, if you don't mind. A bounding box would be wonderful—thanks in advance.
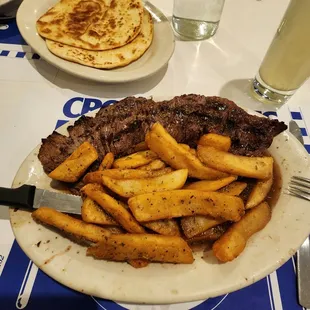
[172,0,226,40]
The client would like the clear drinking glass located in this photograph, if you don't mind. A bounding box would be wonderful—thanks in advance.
[251,0,310,104]
[172,0,225,40]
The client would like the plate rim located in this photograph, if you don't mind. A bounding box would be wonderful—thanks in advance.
[15,0,175,83]
[9,100,310,304]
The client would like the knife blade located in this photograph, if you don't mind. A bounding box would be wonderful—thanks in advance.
[289,120,304,145]
[0,184,82,215]
[289,120,309,309]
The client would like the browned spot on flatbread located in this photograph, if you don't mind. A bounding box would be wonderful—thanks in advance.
[42,28,52,34]
[67,0,102,34]
[130,0,140,9]
[44,9,56,17]
[92,17,100,23]
[110,0,116,9]
[117,54,125,61]
[37,20,47,25]
[88,30,100,39]
[88,43,100,49]
[51,18,63,25]
[109,18,116,29]
[86,55,95,61]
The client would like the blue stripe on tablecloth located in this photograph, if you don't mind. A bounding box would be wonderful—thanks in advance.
[300,128,308,136]
[32,53,40,60]
[15,51,26,58]
[291,112,302,120]
[0,50,40,60]
[0,50,9,56]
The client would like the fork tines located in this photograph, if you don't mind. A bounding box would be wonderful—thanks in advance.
[288,176,310,201]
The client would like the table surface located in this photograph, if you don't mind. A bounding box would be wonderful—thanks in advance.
[0,0,310,309]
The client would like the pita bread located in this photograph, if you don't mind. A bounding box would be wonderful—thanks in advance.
[37,0,143,51]
[46,10,153,69]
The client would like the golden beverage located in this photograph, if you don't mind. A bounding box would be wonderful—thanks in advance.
[252,0,310,104]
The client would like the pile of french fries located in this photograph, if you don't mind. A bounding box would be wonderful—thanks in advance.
[32,122,274,267]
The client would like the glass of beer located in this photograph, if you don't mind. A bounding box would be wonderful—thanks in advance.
[251,0,310,104]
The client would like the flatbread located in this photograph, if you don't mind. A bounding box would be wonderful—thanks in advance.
[37,0,143,51]
[46,10,153,69]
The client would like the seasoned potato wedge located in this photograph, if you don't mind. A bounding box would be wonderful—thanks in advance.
[213,202,271,262]
[98,152,114,170]
[189,148,196,156]
[186,224,229,243]
[81,197,118,226]
[185,176,237,191]
[105,226,125,234]
[113,150,158,169]
[83,168,173,183]
[181,216,225,238]
[128,259,149,268]
[128,190,244,222]
[32,207,110,243]
[133,141,149,152]
[198,133,231,152]
[81,184,145,234]
[179,143,190,151]
[246,176,273,209]
[146,123,228,180]
[102,169,188,198]
[143,219,181,236]
[219,181,248,196]
[100,223,149,268]
[197,145,273,179]
[87,234,194,264]
[138,159,166,171]
[49,142,98,182]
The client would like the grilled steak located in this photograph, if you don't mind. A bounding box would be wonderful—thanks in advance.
[38,94,287,174]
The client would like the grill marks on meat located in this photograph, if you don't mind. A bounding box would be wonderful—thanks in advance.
[38,94,287,174]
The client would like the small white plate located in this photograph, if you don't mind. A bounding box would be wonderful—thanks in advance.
[16,0,175,83]
[9,104,310,304]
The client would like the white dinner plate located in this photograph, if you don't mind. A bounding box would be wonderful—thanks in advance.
[16,0,175,83]
[9,101,310,304]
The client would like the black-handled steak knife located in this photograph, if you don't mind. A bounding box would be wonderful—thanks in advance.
[0,185,82,215]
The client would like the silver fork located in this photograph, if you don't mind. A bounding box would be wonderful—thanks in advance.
[288,176,310,201]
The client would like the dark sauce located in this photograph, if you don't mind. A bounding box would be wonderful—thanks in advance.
[263,151,283,208]
[266,160,282,208]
